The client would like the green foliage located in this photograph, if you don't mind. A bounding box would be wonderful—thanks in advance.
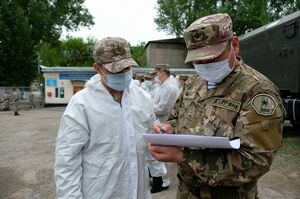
[38,37,95,66]
[39,39,148,67]
[0,0,94,86]
[131,42,147,67]
[0,0,37,86]
[155,0,300,37]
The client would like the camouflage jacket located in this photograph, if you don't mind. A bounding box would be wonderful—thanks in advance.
[169,58,286,189]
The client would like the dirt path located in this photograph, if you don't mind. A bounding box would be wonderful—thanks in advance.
[0,108,299,199]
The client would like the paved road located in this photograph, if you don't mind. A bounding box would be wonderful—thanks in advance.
[0,108,299,199]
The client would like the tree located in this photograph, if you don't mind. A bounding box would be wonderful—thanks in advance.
[155,0,300,37]
[0,0,94,86]
[131,42,147,67]
[39,39,148,67]
[0,0,37,86]
[60,37,95,66]
[38,37,95,67]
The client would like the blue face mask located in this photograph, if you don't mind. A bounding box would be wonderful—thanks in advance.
[104,69,132,91]
[144,80,153,89]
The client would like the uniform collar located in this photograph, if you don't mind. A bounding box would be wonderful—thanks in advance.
[196,57,244,101]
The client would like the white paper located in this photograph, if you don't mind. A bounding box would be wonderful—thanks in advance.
[143,134,240,149]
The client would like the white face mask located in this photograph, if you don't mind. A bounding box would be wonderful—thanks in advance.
[193,59,233,83]
[193,48,234,83]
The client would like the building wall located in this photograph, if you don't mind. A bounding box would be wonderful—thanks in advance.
[43,73,86,104]
[146,43,192,68]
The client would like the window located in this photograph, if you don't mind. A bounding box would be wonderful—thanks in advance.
[60,87,64,98]
[55,88,59,98]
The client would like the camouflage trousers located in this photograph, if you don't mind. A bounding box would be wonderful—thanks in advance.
[176,177,258,199]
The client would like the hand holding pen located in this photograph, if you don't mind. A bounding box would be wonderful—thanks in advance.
[153,120,174,134]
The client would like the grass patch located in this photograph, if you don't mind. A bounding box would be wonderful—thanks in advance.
[277,138,300,157]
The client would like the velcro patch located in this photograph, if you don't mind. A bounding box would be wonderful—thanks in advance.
[251,94,277,116]
[211,97,241,112]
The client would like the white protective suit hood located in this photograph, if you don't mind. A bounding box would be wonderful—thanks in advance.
[55,74,156,199]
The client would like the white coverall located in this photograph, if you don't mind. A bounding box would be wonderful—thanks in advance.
[145,83,167,180]
[55,74,156,199]
[153,76,179,187]
[153,76,179,123]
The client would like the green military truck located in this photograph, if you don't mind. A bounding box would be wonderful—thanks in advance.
[239,10,300,129]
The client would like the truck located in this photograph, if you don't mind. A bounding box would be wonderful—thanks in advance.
[239,10,300,129]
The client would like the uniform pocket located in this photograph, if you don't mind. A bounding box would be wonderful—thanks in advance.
[179,92,200,132]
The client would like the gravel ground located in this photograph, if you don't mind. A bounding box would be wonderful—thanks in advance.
[0,108,299,199]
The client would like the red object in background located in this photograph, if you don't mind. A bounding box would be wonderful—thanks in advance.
[47,92,52,97]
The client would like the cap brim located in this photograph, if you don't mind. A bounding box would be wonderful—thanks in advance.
[103,58,138,73]
[150,71,157,75]
[184,42,227,63]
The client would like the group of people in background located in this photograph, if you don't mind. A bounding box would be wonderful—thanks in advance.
[0,90,21,116]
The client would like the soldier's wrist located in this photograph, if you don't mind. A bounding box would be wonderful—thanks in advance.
[177,147,187,165]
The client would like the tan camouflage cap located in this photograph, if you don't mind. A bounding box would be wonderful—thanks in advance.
[144,72,153,80]
[154,64,170,73]
[184,13,233,63]
[93,37,138,73]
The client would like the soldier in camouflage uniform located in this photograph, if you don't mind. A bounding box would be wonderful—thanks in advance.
[13,89,20,116]
[2,92,11,111]
[148,13,286,199]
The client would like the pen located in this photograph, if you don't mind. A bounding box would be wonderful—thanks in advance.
[160,129,167,134]
[154,119,166,134]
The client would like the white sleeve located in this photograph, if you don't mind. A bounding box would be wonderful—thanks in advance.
[55,102,90,199]
[146,96,158,130]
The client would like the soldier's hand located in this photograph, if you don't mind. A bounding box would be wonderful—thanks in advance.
[148,144,183,164]
[152,122,173,134]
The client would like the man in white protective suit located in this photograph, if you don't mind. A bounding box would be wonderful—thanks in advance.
[151,64,179,192]
[55,37,158,199]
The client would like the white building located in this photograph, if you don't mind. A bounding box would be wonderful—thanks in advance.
[40,66,96,106]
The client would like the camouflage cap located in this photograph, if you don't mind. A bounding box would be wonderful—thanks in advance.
[135,74,144,80]
[93,37,138,73]
[144,72,153,80]
[154,64,170,73]
[184,13,233,63]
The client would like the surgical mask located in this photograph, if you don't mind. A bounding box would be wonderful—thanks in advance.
[193,59,233,83]
[194,46,234,83]
[103,69,133,91]
[144,80,152,89]
[154,76,161,85]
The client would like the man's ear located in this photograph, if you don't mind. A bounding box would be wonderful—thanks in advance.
[232,36,240,55]
[93,63,101,74]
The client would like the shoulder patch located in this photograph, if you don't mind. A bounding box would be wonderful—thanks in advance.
[251,94,277,116]
[211,97,241,112]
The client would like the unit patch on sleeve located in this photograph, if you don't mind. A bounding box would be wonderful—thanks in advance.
[211,97,241,112]
[251,94,277,116]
